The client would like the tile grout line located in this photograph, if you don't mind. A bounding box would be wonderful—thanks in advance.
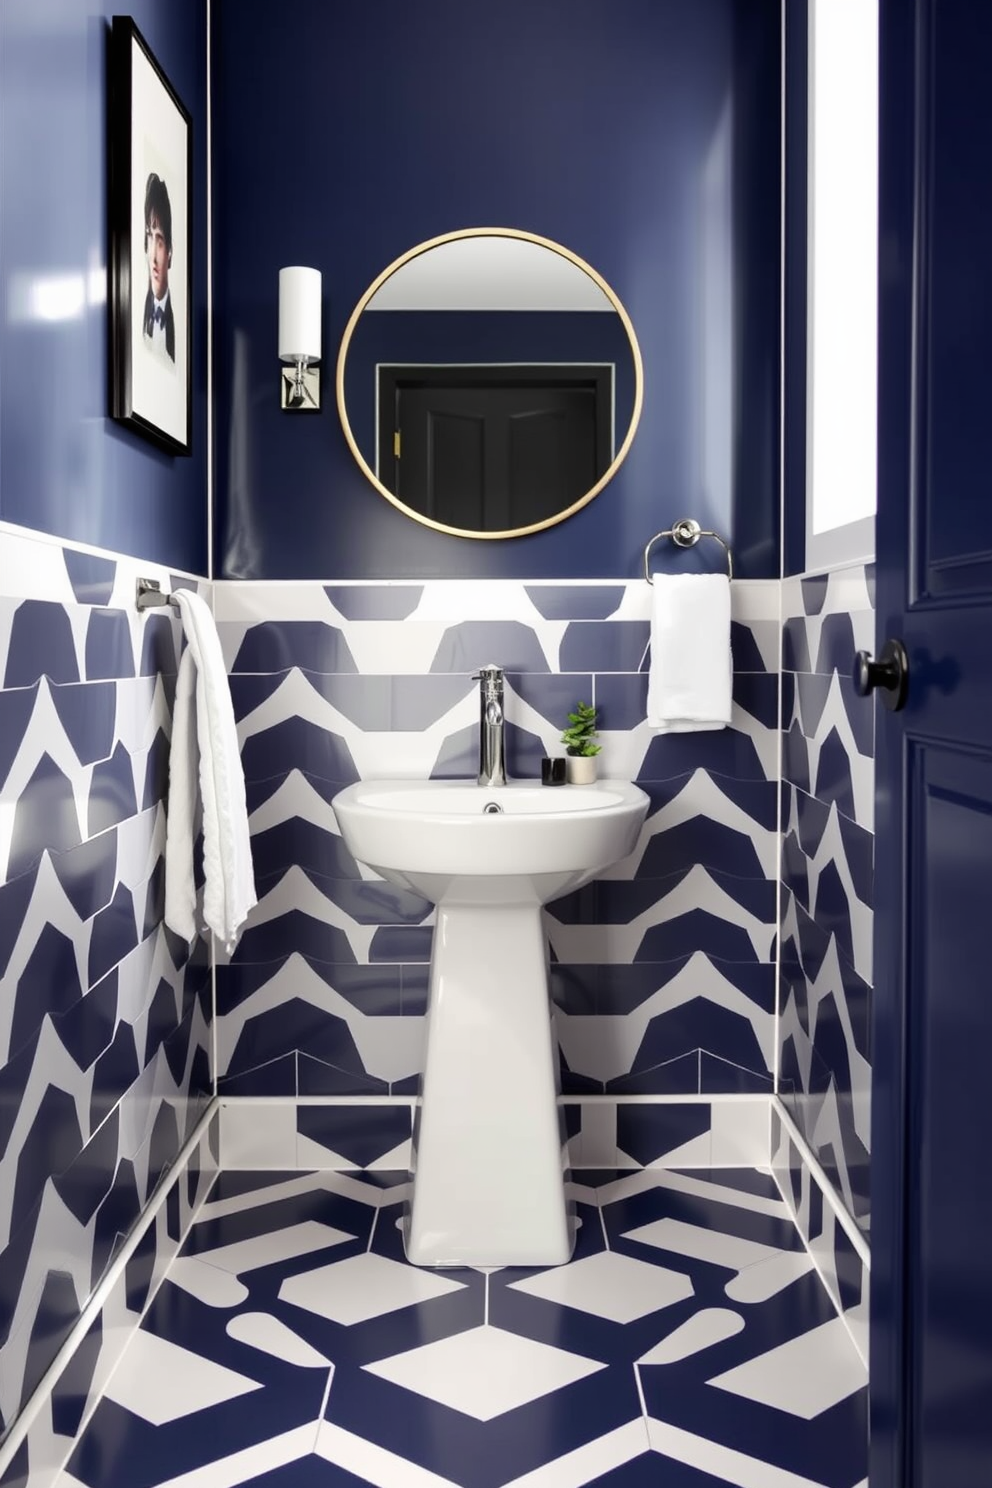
[632,1359,650,1433]
[597,1194,611,1252]
[310,1365,335,1452]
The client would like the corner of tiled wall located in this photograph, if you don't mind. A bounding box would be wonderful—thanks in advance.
[0,527,213,1446]
[778,562,875,1242]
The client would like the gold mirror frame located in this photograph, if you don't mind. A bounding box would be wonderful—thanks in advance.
[335,227,644,540]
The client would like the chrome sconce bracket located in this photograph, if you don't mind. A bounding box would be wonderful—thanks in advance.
[280,359,320,411]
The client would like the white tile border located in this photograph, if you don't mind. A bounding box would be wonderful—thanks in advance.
[0,522,207,605]
[771,1097,869,1269]
[218,1097,416,1171]
[212,575,779,626]
[771,1097,870,1369]
[217,1095,771,1173]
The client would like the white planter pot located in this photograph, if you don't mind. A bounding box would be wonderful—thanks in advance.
[565,755,598,785]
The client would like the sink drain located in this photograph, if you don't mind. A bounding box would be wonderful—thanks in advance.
[483,801,503,814]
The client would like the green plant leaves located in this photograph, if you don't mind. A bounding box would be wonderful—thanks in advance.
[560,700,601,756]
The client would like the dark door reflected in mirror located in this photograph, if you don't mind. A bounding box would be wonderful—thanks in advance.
[381,363,613,531]
[336,229,643,540]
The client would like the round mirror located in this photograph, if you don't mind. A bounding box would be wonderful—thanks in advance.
[335,228,643,540]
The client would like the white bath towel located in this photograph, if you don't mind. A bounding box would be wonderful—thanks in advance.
[646,573,733,733]
[164,589,256,952]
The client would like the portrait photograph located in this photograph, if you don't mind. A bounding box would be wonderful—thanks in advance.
[108,16,192,455]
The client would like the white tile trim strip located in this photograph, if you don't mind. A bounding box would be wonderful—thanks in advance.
[217,1095,772,1173]
[0,1102,220,1484]
[772,1097,870,1270]
[0,520,207,601]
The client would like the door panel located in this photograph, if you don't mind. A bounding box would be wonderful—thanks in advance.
[923,1,992,579]
[908,745,992,1483]
[399,385,599,532]
[424,409,486,530]
[873,1,992,1484]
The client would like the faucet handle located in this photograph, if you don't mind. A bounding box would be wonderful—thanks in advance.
[472,663,504,686]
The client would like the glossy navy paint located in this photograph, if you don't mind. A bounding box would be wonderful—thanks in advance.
[782,0,808,579]
[0,0,208,573]
[212,0,781,580]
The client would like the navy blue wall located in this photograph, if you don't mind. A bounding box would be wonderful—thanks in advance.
[0,0,208,574]
[213,0,781,581]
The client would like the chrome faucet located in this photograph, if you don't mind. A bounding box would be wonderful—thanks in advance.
[473,664,506,786]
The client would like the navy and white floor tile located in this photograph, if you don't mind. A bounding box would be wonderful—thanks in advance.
[59,1165,867,1488]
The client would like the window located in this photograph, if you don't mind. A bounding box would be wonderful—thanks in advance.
[806,0,878,570]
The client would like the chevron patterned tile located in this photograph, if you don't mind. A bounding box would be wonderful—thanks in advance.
[215,580,781,1101]
[0,531,213,1439]
[778,564,874,1239]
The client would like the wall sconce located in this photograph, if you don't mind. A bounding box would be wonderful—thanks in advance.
[279,266,321,411]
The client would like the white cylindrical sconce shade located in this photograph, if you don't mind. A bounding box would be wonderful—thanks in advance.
[278,266,321,362]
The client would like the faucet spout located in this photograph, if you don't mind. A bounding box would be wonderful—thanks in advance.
[474,665,506,786]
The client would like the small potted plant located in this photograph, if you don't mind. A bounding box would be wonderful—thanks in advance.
[560,700,601,784]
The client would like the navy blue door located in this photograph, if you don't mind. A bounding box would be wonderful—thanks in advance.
[872,2,992,1484]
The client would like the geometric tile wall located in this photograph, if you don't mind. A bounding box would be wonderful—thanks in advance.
[0,528,213,1438]
[0,1113,219,1488]
[213,577,782,1105]
[0,526,879,1466]
[778,564,875,1236]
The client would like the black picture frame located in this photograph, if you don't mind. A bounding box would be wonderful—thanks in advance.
[108,16,192,456]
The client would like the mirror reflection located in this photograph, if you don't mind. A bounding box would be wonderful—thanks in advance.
[336,230,642,539]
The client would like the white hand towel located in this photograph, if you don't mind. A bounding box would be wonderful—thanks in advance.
[646,573,733,733]
[164,589,257,952]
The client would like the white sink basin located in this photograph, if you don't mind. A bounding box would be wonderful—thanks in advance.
[332,777,648,901]
[332,777,649,1270]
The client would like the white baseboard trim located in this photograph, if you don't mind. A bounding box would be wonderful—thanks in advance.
[772,1097,870,1268]
[771,1098,870,1369]
[216,1094,773,1173]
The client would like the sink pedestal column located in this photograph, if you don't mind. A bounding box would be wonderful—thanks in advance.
[404,899,573,1268]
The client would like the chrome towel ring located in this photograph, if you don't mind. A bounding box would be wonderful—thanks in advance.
[643,518,733,583]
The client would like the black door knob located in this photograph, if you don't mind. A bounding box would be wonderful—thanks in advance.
[853,639,909,712]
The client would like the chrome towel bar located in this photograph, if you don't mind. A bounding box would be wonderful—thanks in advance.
[135,577,180,611]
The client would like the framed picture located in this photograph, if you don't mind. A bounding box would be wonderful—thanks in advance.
[108,16,192,455]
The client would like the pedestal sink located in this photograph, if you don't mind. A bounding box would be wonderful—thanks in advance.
[332,777,649,1267]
